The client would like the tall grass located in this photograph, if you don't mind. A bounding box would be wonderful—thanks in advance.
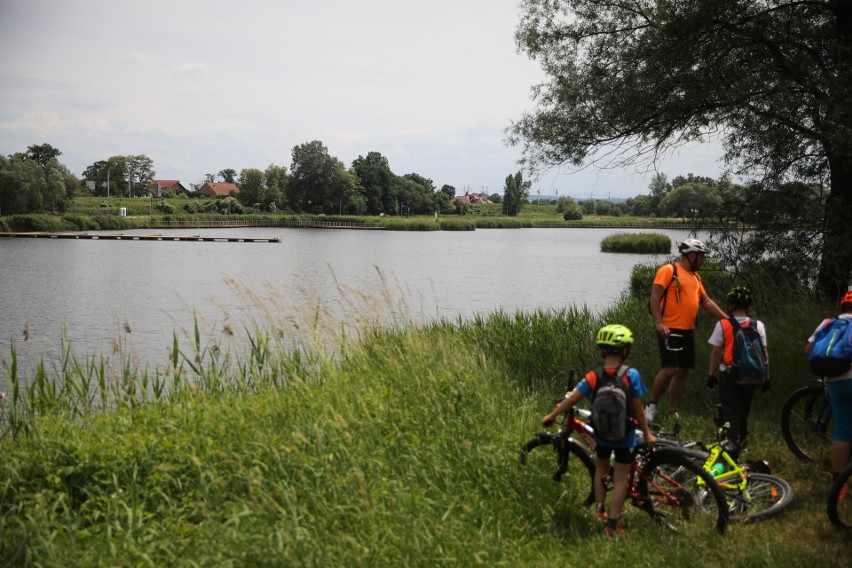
[601,232,671,253]
[0,266,848,566]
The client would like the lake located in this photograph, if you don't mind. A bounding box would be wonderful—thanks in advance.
[0,227,697,389]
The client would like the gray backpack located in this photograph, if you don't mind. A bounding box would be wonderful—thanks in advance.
[590,365,631,442]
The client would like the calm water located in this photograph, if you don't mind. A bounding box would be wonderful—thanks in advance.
[0,227,695,387]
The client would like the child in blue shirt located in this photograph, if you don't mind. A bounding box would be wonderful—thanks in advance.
[542,324,656,536]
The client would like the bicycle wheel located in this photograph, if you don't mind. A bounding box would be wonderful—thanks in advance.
[725,473,794,522]
[520,433,596,506]
[638,450,729,534]
[781,383,833,463]
[827,462,852,528]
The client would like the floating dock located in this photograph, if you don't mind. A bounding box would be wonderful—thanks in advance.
[0,232,279,243]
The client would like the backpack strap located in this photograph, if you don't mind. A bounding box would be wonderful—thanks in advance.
[591,365,630,391]
[659,263,678,318]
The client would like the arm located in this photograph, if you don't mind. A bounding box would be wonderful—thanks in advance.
[650,283,668,336]
[701,294,728,320]
[706,344,723,390]
[631,398,656,447]
[541,389,584,428]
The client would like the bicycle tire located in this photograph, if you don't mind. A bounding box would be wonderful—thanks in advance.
[726,473,794,522]
[827,462,852,528]
[520,434,596,506]
[639,449,729,534]
[781,383,832,462]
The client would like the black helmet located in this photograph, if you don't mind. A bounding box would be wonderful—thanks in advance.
[726,286,753,308]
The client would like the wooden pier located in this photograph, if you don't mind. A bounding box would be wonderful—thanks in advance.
[0,232,280,243]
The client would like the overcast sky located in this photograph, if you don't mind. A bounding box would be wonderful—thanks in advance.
[0,0,726,199]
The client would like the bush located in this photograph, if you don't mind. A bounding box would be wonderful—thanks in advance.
[563,207,583,221]
[601,233,671,253]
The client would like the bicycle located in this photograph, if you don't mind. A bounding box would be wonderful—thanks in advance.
[654,408,794,522]
[781,378,833,463]
[520,375,729,534]
[827,460,852,528]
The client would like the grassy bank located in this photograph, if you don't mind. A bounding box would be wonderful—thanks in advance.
[0,269,848,566]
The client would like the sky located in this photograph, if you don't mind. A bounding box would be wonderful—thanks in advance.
[0,0,727,199]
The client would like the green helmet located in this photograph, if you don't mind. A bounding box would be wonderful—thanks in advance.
[596,324,634,348]
[726,286,753,308]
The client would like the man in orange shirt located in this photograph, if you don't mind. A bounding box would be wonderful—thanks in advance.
[646,239,727,427]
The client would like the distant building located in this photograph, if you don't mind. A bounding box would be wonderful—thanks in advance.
[151,180,189,197]
[451,192,491,204]
[198,182,239,197]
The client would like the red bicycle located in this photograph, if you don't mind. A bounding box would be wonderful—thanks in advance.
[520,372,729,534]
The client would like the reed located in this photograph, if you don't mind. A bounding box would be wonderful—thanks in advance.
[600,232,671,253]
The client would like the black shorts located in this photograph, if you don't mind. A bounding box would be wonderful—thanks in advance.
[595,445,635,465]
[657,328,696,369]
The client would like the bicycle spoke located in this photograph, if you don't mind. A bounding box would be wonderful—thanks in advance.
[639,452,728,535]
[723,473,794,522]
[520,435,595,506]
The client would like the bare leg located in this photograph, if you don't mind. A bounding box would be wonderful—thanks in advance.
[651,366,677,405]
[667,367,689,412]
[594,457,611,510]
[608,462,631,519]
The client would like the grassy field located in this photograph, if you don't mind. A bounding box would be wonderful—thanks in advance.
[0,262,847,566]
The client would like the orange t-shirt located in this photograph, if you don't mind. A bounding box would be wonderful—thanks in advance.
[653,263,706,330]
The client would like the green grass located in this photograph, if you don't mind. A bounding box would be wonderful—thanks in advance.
[601,232,672,253]
[0,266,848,566]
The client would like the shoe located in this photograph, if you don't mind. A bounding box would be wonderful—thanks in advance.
[668,411,682,436]
[603,520,626,537]
[644,403,657,423]
[595,506,607,521]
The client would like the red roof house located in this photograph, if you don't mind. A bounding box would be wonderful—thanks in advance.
[151,179,188,197]
[199,182,239,197]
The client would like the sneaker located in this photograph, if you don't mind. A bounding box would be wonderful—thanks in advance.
[644,403,657,423]
[603,520,626,537]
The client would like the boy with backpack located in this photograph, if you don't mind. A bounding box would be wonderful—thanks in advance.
[806,289,852,479]
[706,287,769,458]
[541,324,656,537]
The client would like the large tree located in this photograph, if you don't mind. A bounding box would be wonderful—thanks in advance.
[351,152,395,215]
[510,0,852,296]
[502,170,531,217]
[288,141,354,214]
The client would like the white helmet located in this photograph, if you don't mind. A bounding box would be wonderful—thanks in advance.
[678,238,710,254]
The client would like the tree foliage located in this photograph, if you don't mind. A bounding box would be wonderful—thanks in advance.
[511,0,852,295]
[502,171,531,217]
[0,150,74,214]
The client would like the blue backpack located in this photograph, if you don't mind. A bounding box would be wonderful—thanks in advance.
[728,317,769,385]
[809,318,852,377]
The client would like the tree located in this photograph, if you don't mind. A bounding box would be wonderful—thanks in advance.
[288,140,353,214]
[351,152,395,215]
[659,183,722,222]
[440,184,456,199]
[25,143,62,168]
[510,0,852,296]
[237,168,264,207]
[264,164,289,211]
[125,155,155,197]
[0,151,72,214]
[502,171,530,216]
[218,169,237,184]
